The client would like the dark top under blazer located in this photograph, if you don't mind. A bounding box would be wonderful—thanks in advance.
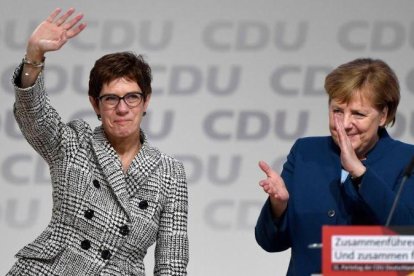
[7,64,189,275]
[255,130,414,275]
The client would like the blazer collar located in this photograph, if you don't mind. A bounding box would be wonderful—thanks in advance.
[91,126,161,219]
[362,128,393,166]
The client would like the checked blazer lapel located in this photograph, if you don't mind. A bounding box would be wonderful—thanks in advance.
[124,141,161,199]
[91,127,133,220]
[91,127,162,220]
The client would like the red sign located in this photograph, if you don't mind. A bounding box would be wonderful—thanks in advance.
[322,226,414,276]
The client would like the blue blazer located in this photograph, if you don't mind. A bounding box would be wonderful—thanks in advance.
[255,129,414,275]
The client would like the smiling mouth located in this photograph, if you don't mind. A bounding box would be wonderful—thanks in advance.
[114,120,130,124]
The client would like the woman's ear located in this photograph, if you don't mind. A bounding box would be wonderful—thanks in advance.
[143,94,151,115]
[89,96,100,116]
[380,106,388,127]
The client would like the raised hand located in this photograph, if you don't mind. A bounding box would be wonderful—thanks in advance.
[26,8,86,61]
[258,160,289,218]
[334,114,366,178]
[21,8,87,88]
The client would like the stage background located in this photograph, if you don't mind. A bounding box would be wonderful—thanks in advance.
[1,0,414,275]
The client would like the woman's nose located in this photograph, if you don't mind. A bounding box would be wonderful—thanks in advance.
[342,114,353,129]
[116,98,129,112]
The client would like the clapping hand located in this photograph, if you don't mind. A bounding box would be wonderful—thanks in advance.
[258,160,289,218]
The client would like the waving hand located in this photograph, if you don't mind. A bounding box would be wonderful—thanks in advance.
[26,8,86,59]
[22,8,86,87]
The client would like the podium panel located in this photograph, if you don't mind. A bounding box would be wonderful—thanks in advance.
[322,226,414,276]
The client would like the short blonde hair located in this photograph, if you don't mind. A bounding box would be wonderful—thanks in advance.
[325,58,400,127]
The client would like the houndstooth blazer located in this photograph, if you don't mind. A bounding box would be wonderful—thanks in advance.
[7,65,189,276]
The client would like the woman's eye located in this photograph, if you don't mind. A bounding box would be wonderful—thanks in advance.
[126,94,140,101]
[104,96,117,102]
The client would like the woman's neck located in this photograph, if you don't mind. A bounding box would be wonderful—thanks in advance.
[106,133,142,172]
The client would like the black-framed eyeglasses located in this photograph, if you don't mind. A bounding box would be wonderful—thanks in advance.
[97,92,144,109]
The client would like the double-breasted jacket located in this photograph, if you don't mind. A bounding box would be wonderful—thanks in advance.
[7,65,189,275]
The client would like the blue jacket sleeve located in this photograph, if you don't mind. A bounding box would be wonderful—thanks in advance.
[255,198,290,252]
[359,166,414,225]
[255,140,298,252]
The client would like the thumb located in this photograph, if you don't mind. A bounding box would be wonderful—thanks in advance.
[258,160,274,178]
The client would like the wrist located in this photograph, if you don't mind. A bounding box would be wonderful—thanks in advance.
[351,173,364,182]
[23,55,45,68]
[351,169,366,190]
[350,164,366,179]
[26,43,45,60]
[351,168,366,179]
[269,197,288,219]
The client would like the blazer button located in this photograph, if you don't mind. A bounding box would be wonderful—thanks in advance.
[328,209,336,217]
[101,249,111,260]
[80,239,91,250]
[93,179,100,188]
[119,225,130,236]
[139,200,148,210]
[84,209,94,219]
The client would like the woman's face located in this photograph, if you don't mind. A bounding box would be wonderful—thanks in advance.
[329,90,387,159]
[90,77,150,143]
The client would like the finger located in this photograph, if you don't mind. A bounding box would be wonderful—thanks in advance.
[259,179,271,188]
[334,114,343,134]
[338,116,354,151]
[334,114,347,147]
[46,8,62,23]
[65,22,87,38]
[258,160,275,178]
[55,8,75,26]
[260,183,275,195]
[62,13,84,30]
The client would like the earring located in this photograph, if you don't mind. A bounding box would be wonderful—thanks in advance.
[143,111,147,117]
[97,114,101,120]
